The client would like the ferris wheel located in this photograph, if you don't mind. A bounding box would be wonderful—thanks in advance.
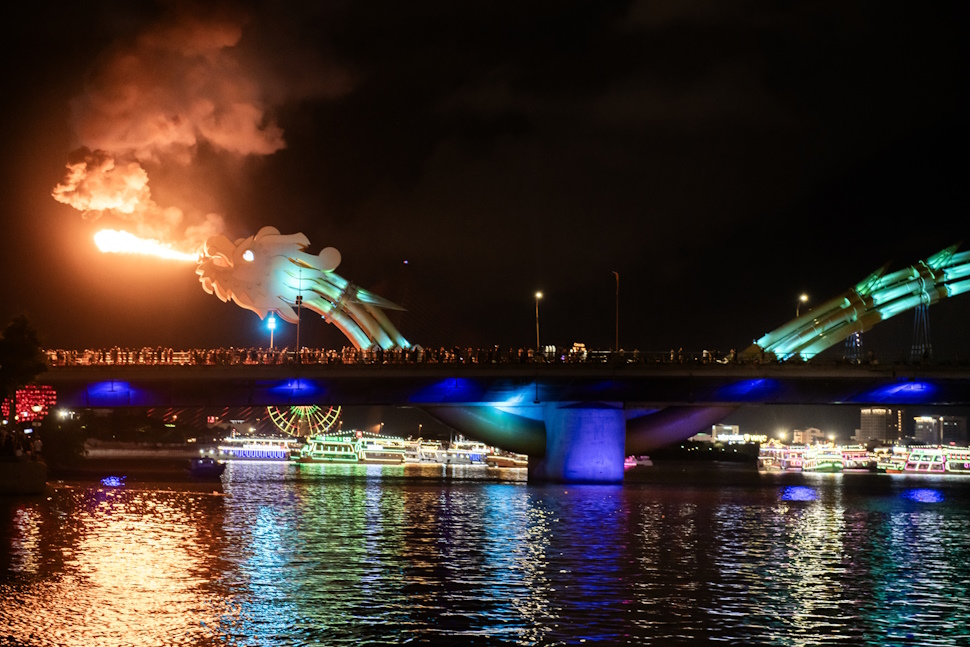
[266,405,341,436]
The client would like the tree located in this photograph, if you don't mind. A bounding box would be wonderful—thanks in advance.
[0,315,47,402]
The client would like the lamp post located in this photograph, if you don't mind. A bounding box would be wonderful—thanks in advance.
[295,267,304,364]
[534,292,543,350]
[796,293,809,317]
[267,313,276,350]
[613,271,619,353]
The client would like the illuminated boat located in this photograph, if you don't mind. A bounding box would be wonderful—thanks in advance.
[841,445,874,472]
[436,439,490,465]
[404,439,443,464]
[904,446,946,473]
[873,446,909,473]
[886,445,970,474]
[757,443,805,471]
[357,437,408,464]
[216,436,300,461]
[292,436,358,463]
[801,446,844,473]
[187,456,226,479]
[944,447,970,474]
[291,435,406,464]
[622,455,653,470]
[488,451,530,468]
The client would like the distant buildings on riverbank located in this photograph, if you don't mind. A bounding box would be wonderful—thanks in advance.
[692,410,968,448]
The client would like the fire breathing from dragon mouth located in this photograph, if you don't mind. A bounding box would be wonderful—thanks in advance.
[49,7,401,350]
[49,8,326,262]
[94,230,198,262]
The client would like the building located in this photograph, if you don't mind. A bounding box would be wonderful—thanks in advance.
[860,407,902,443]
[941,416,968,445]
[712,424,739,441]
[913,416,939,444]
[793,427,827,445]
[911,415,967,445]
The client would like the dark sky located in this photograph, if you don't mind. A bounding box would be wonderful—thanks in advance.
[1,0,967,365]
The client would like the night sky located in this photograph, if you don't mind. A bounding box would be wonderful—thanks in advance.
[1,1,967,379]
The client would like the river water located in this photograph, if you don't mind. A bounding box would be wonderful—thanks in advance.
[1,461,969,646]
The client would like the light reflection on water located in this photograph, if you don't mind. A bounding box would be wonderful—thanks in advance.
[1,464,970,645]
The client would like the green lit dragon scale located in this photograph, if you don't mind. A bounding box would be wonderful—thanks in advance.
[742,245,970,361]
[196,226,409,351]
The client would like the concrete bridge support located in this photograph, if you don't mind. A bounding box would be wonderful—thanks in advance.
[528,404,627,484]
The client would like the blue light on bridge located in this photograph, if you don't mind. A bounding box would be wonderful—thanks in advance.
[87,381,139,406]
[410,378,485,403]
[268,379,323,399]
[716,379,779,402]
[854,381,937,404]
[901,488,944,504]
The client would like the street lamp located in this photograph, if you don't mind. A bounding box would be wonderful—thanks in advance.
[613,271,619,353]
[267,313,277,350]
[796,293,809,317]
[534,291,543,350]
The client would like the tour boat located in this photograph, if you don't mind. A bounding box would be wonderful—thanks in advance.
[488,451,530,468]
[436,439,490,465]
[357,437,408,464]
[904,446,947,474]
[902,445,970,475]
[291,435,407,464]
[404,439,444,464]
[944,446,970,474]
[873,446,909,473]
[801,446,844,473]
[757,443,805,471]
[841,445,874,472]
[217,436,300,461]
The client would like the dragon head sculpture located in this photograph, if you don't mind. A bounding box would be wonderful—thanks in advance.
[196,226,409,350]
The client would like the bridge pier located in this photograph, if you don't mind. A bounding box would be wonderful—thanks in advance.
[528,404,626,484]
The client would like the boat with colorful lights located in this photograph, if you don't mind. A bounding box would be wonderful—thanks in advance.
[873,446,909,473]
[944,446,970,474]
[216,436,300,461]
[291,435,407,465]
[903,445,970,475]
[841,445,875,472]
[623,455,653,469]
[404,439,443,464]
[801,446,844,473]
[436,438,490,465]
[757,442,805,471]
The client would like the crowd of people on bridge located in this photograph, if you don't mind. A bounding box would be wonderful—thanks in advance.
[45,344,754,368]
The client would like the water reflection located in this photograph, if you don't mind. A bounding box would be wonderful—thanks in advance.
[2,464,970,645]
[901,488,944,503]
[0,484,228,646]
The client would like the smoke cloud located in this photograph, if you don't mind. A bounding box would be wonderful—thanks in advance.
[52,6,323,252]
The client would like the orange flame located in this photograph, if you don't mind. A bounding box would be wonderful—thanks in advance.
[94,229,198,262]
